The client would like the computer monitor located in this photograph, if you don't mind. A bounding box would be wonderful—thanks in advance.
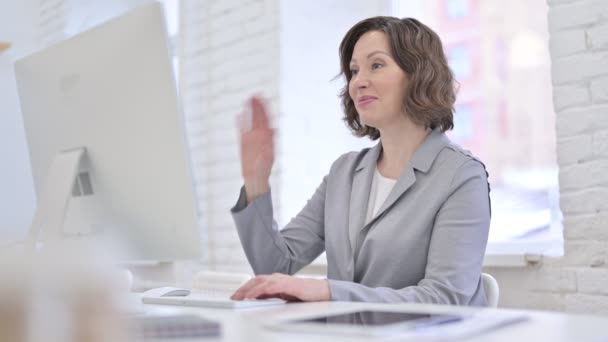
[14,2,201,261]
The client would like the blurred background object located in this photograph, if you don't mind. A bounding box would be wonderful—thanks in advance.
[0,41,10,52]
[0,240,133,342]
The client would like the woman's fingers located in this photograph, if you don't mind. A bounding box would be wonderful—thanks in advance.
[257,293,301,302]
[250,96,271,130]
[237,96,275,185]
[230,275,266,300]
[236,109,252,134]
[244,280,279,300]
[236,96,270,134]
[231,274,298,301]
[230,275,331,302]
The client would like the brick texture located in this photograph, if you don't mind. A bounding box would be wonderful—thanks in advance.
[488,0,608,313]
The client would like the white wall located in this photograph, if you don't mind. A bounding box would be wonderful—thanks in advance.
[0,0,57,243]
[484,0,608,314]
[179,0,281,272]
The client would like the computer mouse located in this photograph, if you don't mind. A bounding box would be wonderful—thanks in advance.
[161,288,191,297]
[143,286,191,298]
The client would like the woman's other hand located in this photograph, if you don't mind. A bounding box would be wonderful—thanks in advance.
[230,273,331,302]
[239,96,275,203]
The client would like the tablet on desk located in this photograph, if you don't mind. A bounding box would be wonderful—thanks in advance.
[267,310,466,337]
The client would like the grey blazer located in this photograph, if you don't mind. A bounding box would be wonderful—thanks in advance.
[231,129,491,305]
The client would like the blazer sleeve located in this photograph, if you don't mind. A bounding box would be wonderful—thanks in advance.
[230,177,327,276]
[328,159,491,305]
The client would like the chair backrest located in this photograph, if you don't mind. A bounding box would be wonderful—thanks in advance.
[481,273,500,307]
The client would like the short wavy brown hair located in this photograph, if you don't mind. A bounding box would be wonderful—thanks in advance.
[339,16,456,140]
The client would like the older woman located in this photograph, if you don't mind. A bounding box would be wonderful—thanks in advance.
[230,16,491,306]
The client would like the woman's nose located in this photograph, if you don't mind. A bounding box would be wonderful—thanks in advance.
[352,73,370,89]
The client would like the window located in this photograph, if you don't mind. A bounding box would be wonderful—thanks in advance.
[445,0,469,19]
[451,104,474,141]
[396,0,563,259]
[448,45,472,80]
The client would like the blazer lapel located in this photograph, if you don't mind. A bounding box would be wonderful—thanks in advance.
[365,129,450,229]
[347,144,381,276]
[366,168,416,227]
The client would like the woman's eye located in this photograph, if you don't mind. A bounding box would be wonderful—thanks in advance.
[372,63,383,70]
[350,69,359,75]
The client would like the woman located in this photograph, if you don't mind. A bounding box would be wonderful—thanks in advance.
[230,16,491,305]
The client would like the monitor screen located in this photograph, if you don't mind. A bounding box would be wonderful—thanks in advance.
[14,2,201,261]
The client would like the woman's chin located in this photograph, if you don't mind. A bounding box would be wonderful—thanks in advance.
[359,113,378,127]
[359,118,381,129]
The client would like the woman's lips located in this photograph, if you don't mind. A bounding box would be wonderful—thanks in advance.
[357,96,377,106]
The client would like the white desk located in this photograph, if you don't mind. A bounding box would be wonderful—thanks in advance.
[138,299,608,341]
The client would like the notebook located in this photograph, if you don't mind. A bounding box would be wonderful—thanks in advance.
[133,314,221,339]
[141,271,286,309]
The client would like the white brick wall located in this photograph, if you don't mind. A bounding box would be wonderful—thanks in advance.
[179,0,280,273]
[549,29,586,57]
[36,0,66,46]
[485,0,608,314]
[591,77,608,102]
[552,84,590,111]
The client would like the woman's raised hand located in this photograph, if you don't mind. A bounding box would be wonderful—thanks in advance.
[239,96,275,203]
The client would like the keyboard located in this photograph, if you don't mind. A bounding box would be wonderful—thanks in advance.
[141,287,286,309]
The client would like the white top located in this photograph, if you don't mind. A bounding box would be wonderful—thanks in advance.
[365,167,397,224]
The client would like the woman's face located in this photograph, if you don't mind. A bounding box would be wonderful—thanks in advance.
[348,30,409,130]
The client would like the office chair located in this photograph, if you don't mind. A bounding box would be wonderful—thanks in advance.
[482,273,500,307]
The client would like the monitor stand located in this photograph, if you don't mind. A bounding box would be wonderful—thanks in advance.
[27,147,86,249]
[26,149,177,289]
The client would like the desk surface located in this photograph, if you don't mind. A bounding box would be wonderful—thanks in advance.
[137,299,608,342]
